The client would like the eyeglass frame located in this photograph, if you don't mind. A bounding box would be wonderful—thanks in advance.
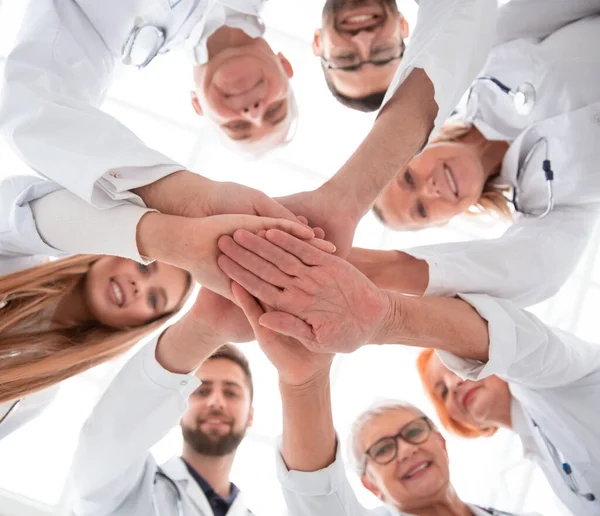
[361,416,433,475]
[320,40,406,72]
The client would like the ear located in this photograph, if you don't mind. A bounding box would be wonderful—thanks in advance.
[277,53,294,79]
[312,29,322,56]
[246,406,255,429]
[399,15,409,38]
[190,90,203,116]
[361,474,383,501]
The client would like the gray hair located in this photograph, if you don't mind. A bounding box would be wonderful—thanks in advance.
[346,398,432,477]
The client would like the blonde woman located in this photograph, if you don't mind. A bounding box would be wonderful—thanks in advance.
[352,11,600,307]
[0,174,318,440]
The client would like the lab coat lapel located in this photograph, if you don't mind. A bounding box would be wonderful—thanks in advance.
[160,457,214,515]
[226,492,250,516]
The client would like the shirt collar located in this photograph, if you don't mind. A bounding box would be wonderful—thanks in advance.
[182,458,240,505]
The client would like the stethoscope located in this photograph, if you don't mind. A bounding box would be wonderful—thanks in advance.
[153,468,253,516]
[532,420,596,503]
[468,77,555,219]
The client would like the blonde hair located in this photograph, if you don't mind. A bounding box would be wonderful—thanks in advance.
[416,349,497,439]
[430,119,513,222]
[0,255,192,404]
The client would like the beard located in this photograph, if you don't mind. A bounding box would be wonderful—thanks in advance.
[181,414,248,457]
[322,0,399,18]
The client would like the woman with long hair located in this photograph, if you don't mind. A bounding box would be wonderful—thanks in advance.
[0,172,319,440]
[350,11,600,307]
[0,254,193,439]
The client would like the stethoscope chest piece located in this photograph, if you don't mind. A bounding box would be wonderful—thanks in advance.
[511,82,536,116]
[122,24,166,68]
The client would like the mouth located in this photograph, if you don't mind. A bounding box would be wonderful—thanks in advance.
[462,387,479,410]
[401,461,433,481]
[223,78,264,99]
[109,279,125,307]
[339,7,384,30]
[443,163,459,198]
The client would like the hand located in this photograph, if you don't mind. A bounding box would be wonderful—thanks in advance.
[137,212,322,302]
[232,282,334,386]
[276,185,362,259]
[217,229,392,353]
[134,171,307,224]
[187,288,254,344]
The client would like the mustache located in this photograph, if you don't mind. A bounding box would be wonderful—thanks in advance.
[198,410,234,424]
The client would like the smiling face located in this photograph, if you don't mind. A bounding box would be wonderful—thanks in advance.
[83,257,190,329]
[192,37,295,152]
[424,353,509,431]
[181,358,254,456]
[359,408,450,512]
[374,140,488,229]
[315,0,408,102]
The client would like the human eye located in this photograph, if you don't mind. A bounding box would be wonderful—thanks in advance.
[416,200,427,219]
[148,291,158,310]
[138,263,150,274]
[404,170,415,186]
[225,390,239,398]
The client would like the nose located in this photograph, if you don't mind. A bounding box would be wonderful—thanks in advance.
[395,441,419,464]
[207,390,226,410]
[421,176,441,199]
[350,30,377,59]
[240,99,265,124]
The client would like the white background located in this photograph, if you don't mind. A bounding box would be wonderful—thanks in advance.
[0,0,593,514]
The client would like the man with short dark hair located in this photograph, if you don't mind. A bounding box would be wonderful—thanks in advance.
[314,0,409,112]
[71,288,256,516]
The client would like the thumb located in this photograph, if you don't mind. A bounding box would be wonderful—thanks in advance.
[259,312,314,346]
[231,282,265,332]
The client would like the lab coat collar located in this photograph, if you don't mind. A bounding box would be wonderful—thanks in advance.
[160,456,251,515]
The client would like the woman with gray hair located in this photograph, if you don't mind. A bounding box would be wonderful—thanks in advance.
[231,282,540,516]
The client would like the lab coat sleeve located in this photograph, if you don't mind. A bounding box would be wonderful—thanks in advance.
[0,0,184,210]
[71,336,200,516]
[275,437,371,516]
[0,175,71,261]
[403,205,598,307]
[380,0,497,140]
[437,293,600,389]
[494,0,600,45]
[30,188,153,263]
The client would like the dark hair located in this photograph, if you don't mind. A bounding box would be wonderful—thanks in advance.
[208,344,254,401]
[322,63,386,112]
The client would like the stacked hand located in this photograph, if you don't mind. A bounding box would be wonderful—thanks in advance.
[217,228,392,354]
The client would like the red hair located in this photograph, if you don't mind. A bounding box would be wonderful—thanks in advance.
[416,348,497,439]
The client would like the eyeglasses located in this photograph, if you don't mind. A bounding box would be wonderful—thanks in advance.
[321,41,405,72]
[362,416,432,474]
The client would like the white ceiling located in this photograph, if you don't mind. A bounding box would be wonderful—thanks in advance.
[0,1,593,515]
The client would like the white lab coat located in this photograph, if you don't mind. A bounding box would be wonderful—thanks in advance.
[0,173,153,440]
[0,0,265,211]
[71,337,253,516]
[403,5,600,307]
[381,0,498,142]
[439,294,600,515]
[0,176,68,440]
[275,438,539,516]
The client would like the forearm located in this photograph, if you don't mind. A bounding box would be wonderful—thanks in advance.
[155,305,225,374]
[324,69,436,217]
[376,293,490,362]
[132,170,210,217]
[348,247,429,294]
[279,371,337,472]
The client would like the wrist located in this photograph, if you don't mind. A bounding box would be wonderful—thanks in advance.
[278,366,332,395]
[318,181,365,220]
[156,313,224,374]
[134,171,212,217]
[373,290,406,344]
